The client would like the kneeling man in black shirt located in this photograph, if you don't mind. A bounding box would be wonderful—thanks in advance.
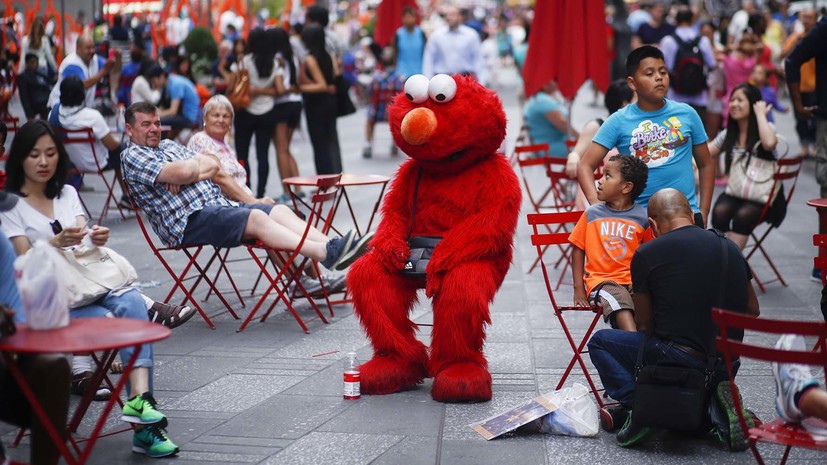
[588,188,760,447]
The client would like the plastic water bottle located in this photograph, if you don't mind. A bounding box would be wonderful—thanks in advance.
[343,352,361,400]
[116,104,126,132]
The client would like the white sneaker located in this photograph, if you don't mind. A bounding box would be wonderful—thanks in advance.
[772,334,821,423]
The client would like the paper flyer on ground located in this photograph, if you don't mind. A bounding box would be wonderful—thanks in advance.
[470,392,559,440]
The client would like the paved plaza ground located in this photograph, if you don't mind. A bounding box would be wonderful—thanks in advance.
[2,69,826,464]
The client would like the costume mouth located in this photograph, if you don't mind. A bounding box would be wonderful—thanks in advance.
[447,149,467,162]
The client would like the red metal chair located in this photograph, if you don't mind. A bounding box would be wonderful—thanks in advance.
[239,174,342,333]
[55,127,128,225]
[516,143,579,277]
[743,153,805,293]
[712,308,827,465]
[528,211,611,409]
[813,234,827,287]
[125,188,243,330]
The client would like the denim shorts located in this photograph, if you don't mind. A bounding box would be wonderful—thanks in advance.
[182,203,274,248]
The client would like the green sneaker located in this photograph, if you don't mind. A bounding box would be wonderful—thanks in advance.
[132,425,179,458]
[121,393,167,427]
[714,381,757,451]
[616,413,652,448]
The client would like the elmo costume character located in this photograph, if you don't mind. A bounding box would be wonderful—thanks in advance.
[347,74,521,403]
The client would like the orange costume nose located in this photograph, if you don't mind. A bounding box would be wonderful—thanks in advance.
[400,107,438,146]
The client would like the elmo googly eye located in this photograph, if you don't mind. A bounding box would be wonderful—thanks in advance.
[428,74,457,103]
[404,74,429,103]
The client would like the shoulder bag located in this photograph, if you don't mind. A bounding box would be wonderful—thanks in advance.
[631,230,729,431]
[61,245,138,308]
[725,140,780,204]
[402,169,441,278]
[228,59,251,109]
[335,74,356,117]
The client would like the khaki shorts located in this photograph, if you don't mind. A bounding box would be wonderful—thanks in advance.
[589,281,634,323]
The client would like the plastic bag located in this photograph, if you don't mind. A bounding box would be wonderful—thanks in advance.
[537,383,599,437]
[14,240,71,330]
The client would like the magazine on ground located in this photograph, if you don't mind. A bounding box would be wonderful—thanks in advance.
[470,392,560,440]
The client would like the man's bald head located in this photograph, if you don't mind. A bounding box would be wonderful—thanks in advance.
[76,35,95,64]
[648,189,694,236]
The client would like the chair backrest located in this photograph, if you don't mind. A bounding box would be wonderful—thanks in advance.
[758,138,804,222]
[53,127,106,173]
[712,308,827,446]
[528,211,584,309]
[713,308,827,368]
[515,143,574,212]
[307,174,342,235]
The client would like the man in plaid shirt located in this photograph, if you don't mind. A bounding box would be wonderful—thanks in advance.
[121,102,372,270]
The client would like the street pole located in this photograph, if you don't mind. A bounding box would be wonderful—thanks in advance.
[60,0,66,60]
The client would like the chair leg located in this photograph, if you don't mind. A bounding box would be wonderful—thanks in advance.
[749,440,765,465]
[155,247,216,329]
[554,311,606,408]
[779,444,792,465]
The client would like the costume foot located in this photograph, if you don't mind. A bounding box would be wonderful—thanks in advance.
[360,354,428,395]
[431,362,492,403]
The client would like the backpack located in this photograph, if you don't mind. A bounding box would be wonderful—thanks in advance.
[670,34,707,96]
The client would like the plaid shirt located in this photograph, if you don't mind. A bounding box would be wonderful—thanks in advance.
[368,69,404,122]
[121,139,236,247]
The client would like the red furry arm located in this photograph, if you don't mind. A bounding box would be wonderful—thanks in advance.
[426,159,522,275]
[370,161,417,271]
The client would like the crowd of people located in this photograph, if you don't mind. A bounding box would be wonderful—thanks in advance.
[0,0,826,463]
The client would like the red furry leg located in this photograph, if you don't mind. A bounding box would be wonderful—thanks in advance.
[348,252,428,395]
[429,262,503,403]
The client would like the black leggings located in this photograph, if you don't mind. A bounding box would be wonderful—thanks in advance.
[711,192,787,235]
[303,93,342,175]
[234,108,276,198]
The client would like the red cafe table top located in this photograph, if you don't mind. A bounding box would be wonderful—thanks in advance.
[284,174,390,187]
[807,198,827,209]
[0,318,170,354]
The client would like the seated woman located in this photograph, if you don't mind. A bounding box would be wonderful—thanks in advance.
[0,121,179,458]
[523,79,578,158]
[186,95,272,206]
[187,95,346,295]
[710,83,785,250]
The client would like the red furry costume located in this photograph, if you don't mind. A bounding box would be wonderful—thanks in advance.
[347,74,521,402]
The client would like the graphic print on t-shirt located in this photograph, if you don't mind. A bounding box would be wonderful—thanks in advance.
[629,116,690,167]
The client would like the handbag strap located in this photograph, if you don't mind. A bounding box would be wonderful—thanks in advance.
[635,230,729,377]
[407,168,424,240]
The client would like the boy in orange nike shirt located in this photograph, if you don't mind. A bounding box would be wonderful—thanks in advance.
[569,155,650,331]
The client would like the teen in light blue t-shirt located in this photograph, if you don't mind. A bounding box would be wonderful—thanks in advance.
[167,74,200,124]
[593,99,707,210]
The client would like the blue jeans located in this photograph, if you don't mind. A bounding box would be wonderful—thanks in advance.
[588,329,729,409]
[0,232,23,320]
[70,288,153,393]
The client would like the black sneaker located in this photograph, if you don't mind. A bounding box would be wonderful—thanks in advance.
[616,413,652,448]
[332,231,375,271]
[118,195,136,211]
[320,230,355,270]
[70,371,111,401]
[600,405,630,432]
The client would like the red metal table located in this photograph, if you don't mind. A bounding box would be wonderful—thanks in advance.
[284,173,390,236]
[0,318,170,465]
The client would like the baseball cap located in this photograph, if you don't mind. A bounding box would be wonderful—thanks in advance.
[0,192,17,213]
